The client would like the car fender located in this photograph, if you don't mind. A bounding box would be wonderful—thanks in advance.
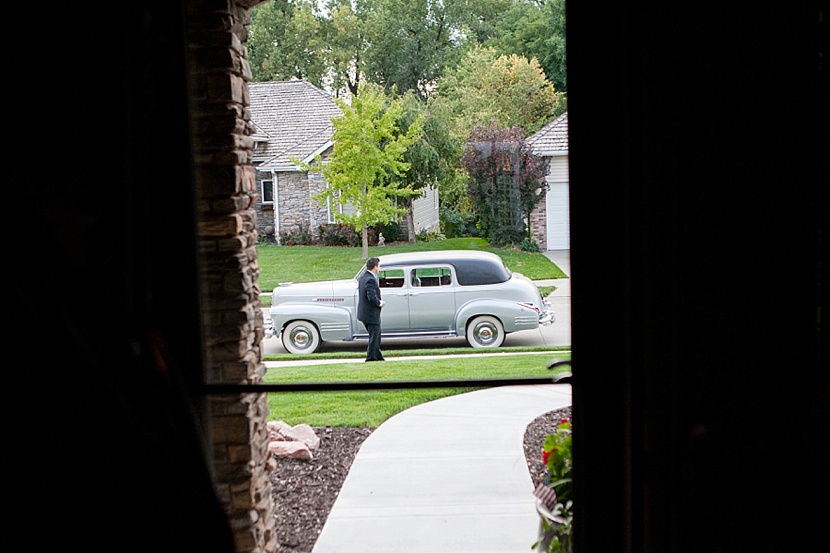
[270,303,355,342]
[455,299,541,333]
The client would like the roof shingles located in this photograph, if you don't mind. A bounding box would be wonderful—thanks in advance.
[249,80,343,168]
[527,112,568,154]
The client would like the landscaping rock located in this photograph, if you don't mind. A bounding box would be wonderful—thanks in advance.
[268,440,313,461]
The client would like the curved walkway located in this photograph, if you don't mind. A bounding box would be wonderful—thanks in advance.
[312,383,572,553]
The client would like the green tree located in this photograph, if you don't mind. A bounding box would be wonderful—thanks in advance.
[436,45,565,138]
[312,83,424,259]
[247,0,563,101]
[387,91,464,241]
[248,0,328,87]
[462,125,549,247]
[361,0,452,98]
[360,0,502,99]
[321,0,369,97]
[487,0,567,92]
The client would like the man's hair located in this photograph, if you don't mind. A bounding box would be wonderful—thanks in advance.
[366,257,380,270]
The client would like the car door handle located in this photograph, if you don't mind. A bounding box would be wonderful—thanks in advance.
[408,292,420,296]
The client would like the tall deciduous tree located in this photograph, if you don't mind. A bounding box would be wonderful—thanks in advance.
[313,83,424,258]
[248,0,328,87]
[361,0,504,100]
[387,91,463,241]
[436,45,565,138]
[462,125,549,247]
[487,0,567,92]
[322,0,367,97]
[248,0,566,103]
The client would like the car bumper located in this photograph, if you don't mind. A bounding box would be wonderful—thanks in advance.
[264,317,276,339]
[539,299,555,325]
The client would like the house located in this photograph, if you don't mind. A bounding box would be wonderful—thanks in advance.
[249,80,439,243]
[527,111,569,250]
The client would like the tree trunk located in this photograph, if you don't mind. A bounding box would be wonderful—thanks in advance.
[361,181,369,259]
[407,202,416,243]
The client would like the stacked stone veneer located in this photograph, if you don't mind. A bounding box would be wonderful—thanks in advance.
[186,1,276,552]
[530,199,548,251]
[254,154,333,242]
[276,166,331,239]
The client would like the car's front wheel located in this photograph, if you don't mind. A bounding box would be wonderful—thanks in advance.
[281,320,322,354]
[466,315,505,348]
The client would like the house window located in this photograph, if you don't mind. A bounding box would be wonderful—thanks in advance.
[261,180,274,204]
[326,189,358,223]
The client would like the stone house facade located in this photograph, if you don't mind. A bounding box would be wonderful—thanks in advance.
[249,79,439,243]
[249,80,341,241]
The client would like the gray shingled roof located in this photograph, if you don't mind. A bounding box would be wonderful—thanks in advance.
[249,80,343,169]
[527,111,568,155]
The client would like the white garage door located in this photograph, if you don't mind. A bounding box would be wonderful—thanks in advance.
[545,157,570,250]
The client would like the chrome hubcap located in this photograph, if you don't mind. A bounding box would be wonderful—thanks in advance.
[474,323,498,346]
[289,327,312,350]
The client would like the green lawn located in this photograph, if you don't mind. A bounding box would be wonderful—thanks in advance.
[264,344,569,362]
[265,351,573,427]
[257,237,571,428]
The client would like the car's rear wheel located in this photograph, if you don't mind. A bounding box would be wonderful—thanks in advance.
[282,320,322,354]
[466,315,505,348]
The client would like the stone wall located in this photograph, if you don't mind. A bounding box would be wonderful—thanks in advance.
[186,1,276,551]
[253,171,276,240]
[275,172,311,236]
[254,153,333,243]
[530,197,548,251]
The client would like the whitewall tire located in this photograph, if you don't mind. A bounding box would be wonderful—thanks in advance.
[281,320,322,354]
[466,315,505,348]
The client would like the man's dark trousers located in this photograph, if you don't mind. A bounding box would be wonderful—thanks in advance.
[365,322,383,361]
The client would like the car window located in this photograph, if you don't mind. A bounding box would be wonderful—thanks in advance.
[454,258,511,285]
[410,267,452,287]
[379,268,405,288]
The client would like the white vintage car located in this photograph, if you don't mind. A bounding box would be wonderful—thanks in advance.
[265,250,553,354]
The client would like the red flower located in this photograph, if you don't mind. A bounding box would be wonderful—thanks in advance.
[543,450,551,465]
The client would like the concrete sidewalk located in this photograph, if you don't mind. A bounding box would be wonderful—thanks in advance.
[537,249,570,297]
[312,383,572,553]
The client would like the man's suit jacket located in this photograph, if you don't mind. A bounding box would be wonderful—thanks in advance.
[357,270,382,325]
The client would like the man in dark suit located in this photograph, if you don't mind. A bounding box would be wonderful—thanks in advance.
[357,257,386,361]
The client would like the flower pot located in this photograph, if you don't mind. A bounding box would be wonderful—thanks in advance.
[534,499,573,553]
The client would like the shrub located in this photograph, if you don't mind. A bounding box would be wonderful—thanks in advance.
[318,223,377,246]
[521,236,543,253]
[350,227,377,247]
[318,223,352,246]
[279,225,314,246]
[440,207,476,238]
[416,229,447,242]
[488,226,526,248]
[372,220,403,243]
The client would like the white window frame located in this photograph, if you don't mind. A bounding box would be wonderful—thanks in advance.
[261,179,274,205]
